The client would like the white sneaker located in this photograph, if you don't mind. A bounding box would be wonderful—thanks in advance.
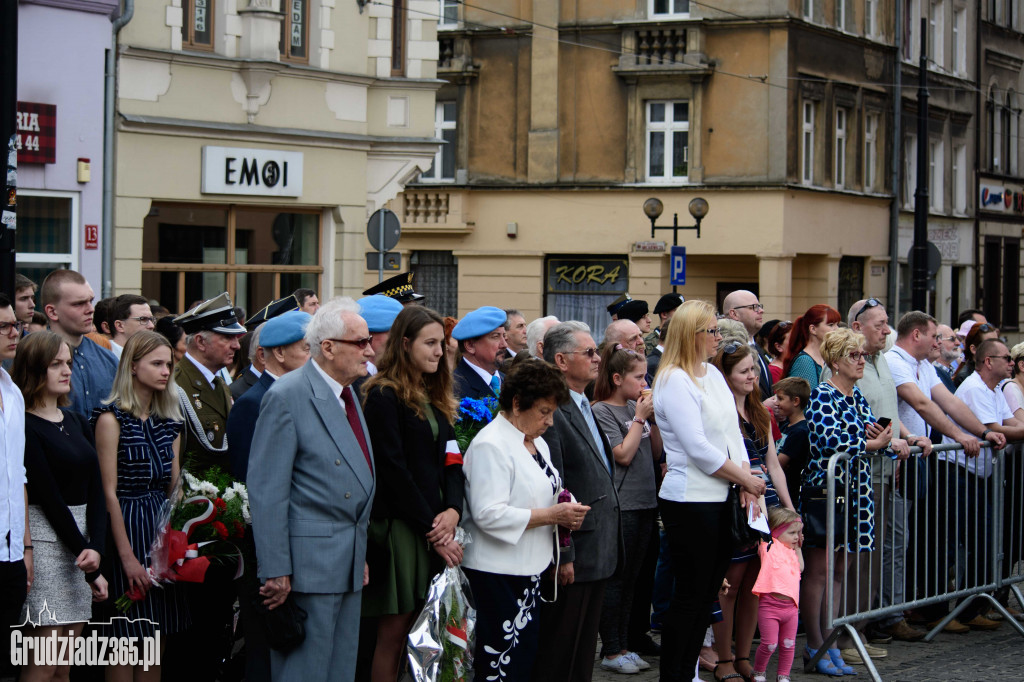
[600,655,640,674]
[624,652,651,670]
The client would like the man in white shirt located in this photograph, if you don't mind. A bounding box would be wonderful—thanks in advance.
[108,294,155,358]
[723,290,772,398]
[0,294,28,675]
[885,311,1005,633]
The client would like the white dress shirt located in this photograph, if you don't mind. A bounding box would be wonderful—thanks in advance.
[0,367,27,562]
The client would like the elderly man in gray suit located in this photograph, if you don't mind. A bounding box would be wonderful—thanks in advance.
[533,321,622,682]
[248,297,377,682]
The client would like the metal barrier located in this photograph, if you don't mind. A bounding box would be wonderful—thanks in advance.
[803,442,1024,681]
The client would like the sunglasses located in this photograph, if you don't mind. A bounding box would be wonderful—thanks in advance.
[722,342,743,354]
[987,354,1012,363]
[853,298,881,322]
[328,336,374,349]
[975,323,997,334]
[567,347,599,358]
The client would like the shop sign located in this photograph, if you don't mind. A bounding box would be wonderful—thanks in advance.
[546,257,629,294]
[201,146,303,197]
[15,102,56,164]
[980,183,1024,213]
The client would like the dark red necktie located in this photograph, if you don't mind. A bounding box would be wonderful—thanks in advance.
[341,386,373,476]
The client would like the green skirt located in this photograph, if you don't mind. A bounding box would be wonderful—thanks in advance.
[362,517,439,616]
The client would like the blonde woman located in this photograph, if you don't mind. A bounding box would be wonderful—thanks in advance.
[652,300,766,682]
[94,330,189,682]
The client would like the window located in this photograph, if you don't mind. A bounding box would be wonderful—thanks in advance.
[391,0,406,76]
[988,0,997,21]
[651,0,690,15]
[280,0,308,62]
[410,251,457,317]
[904,133,917,207]
[930,1,944,69]
[141,205,322,314]
[440,0,459,26]
[952,9,966,74]
[988,94,999,171]
[803,0,814,21]
[181,0,214,49]
[1004,94,1016,174]
[834,108,847,188]
[929,138,944,211]
[802,101,816,185]
[904,0,920,60]
[16,191,78,283]
[646,101,689,183]
[983,236,1020,329]
[864,113,879,191]
[952,143,967,213]
[866,0,878,36]
[837,0,853,30]
[420,102,457,182]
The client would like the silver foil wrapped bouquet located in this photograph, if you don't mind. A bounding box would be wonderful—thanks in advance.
[407,527,476,682]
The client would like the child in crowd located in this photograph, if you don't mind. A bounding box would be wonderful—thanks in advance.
[751,507,805,682]
[773,377,811,509]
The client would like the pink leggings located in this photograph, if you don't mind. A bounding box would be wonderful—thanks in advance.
[753,594,799,677]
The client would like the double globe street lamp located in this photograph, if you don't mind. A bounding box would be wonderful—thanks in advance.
[643,196,709,242]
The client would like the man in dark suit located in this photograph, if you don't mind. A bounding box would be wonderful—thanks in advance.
[723,289,773,398]
[452,306,508,400]
[249,298,376,682]
[230,328,263,400]
[225,310,311,682]
[535,321,621,682]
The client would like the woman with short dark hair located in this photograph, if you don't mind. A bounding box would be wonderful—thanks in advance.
[461,356,590,682]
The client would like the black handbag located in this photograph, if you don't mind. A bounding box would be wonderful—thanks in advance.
[727,484,769,549]
[254,592,308,651]
[799,485,847,547]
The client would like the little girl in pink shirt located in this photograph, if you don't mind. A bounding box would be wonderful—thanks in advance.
[751,507,804,682]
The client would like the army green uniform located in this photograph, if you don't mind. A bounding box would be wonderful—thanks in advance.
[175,356,232,479]
[643,328,661,356]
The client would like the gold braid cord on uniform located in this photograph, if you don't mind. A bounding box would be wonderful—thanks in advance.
[176,385,229,454]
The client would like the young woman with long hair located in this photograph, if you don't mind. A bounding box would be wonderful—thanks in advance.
[94,330,189,682]
[361,306,465,681]
[652,300,766,681]
[710,343,793,682]
[13,331,108,682]
[592,344,662,674]
[781,304,841,388]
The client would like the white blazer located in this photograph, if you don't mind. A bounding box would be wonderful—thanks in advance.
[461,413,560,576]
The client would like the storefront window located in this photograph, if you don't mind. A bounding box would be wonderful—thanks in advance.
[545,256,628,343]
[16,192,77,283]
[141,204,321,314]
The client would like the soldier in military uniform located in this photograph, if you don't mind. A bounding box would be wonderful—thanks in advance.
[165,292,246,681]
[173,292,246,479]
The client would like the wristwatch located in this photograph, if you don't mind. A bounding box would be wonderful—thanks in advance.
[981,428,992,439]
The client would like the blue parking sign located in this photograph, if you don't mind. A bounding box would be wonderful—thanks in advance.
[670,246,686,286]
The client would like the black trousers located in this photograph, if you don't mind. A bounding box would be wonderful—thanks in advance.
[659,498,732,682]
[163,564,237,681]
[0,559,27,677]
[532,578,607,682]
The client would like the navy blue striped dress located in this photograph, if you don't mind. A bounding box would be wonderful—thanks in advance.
[92,404,191,637]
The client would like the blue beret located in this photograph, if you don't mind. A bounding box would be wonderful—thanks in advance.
[358,295,404,333]
[259,310,311,348]
[452,306,507,341]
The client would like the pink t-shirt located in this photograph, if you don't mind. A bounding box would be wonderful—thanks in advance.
[751,541,801,605]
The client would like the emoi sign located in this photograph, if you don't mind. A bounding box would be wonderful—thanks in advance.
[201,146,303,197]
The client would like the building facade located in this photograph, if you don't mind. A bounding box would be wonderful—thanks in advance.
[17,0,118,290]
[113,0,442,311]
[381,0,908,332]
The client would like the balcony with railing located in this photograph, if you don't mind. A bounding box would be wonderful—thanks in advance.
[390,189,473,234]
[615,24,711,77]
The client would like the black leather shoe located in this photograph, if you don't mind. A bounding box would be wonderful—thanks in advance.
[630,634,662,656]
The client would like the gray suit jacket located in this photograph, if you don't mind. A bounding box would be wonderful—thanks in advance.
[544,399,622,583]
[248,360,376,594]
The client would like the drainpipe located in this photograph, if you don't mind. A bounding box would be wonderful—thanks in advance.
[102,0,133,298]
[888,1,902,317]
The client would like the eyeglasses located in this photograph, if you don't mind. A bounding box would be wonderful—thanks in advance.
[853,298,882,322]
[975,324,997,334]
[731,303,764,312]
[328,336,374,349]
[847,351,868,362]
[937,334,958,342]
[566,347,599,358]
[704,327,722,337]
[0,321,24,336]
[129,316,157,326]
[987,354,1013,363]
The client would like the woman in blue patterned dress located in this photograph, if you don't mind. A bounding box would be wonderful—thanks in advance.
[799,328,891,676]
[711,342,794,682]
[95,330,190,681]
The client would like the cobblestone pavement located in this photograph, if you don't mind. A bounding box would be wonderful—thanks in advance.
[592,616,1024,681]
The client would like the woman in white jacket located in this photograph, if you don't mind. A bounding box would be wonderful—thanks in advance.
[461,357,591,682]
[653,300,767,681]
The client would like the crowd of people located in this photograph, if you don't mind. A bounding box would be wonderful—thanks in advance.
[0,266,1022,682]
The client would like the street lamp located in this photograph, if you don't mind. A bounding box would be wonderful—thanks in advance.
[644,197,709,242]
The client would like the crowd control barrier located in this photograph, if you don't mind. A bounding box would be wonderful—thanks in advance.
[804,442,1024,681]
